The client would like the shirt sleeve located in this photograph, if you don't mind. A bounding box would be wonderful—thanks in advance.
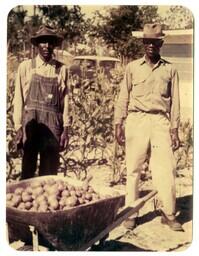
[170,67,180,129]
[60,66,70,127]
[13,63,24,130]
[114,63,132,125]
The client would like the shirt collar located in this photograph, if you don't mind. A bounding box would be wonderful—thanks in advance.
[36,54,55,68]
[140,55,166,66]
[139,56,146,65]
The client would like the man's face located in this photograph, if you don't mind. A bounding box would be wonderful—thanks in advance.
[37,36,56,62]
[143,38,163,58]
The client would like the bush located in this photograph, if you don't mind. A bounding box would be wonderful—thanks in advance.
[175,120,193,170]
[60,70,123,179]
[7,55,22,181]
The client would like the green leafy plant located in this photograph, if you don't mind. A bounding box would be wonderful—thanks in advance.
[60,73,120,180]
[7,55,22,181]
[175,120,193,171]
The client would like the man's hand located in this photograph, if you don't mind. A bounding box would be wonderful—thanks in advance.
[14,127,23,151]
[170,128,180,151]
[115,123,125,146]
[60,127,69,151]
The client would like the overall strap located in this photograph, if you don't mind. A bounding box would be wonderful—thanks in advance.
[24,58,36,106]
[31,58,36,69]
[55,61,63,75]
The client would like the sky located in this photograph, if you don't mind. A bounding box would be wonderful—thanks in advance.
[23,5,170,19]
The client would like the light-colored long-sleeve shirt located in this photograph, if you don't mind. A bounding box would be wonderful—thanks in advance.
[13,54,70,130]
[114,56,180,129]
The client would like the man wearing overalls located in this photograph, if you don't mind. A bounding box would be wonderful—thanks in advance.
[114,24,183,231]
[13,25,69,179]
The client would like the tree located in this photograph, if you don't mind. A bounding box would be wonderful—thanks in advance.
[90,5,160,62]
[139,5,160,24]
[37,5,87,48]
[7,6,28,54]
[161,6,193,29]
[7,5,88,55]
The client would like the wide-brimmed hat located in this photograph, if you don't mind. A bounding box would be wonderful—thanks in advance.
[31,25,64,46]
[134,23,165,39]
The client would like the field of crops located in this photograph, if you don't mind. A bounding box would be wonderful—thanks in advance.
[6,54,193,184]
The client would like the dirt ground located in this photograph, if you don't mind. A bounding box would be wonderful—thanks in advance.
[87,165,193,252]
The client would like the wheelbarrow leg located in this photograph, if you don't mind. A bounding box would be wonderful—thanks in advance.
[90,233,109,250]
[29,225,39,251]
[99,233,109,246]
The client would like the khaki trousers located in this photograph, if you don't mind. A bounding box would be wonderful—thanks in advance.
[125,112,176,215]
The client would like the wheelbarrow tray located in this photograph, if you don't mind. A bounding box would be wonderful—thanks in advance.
[6,175,124,251]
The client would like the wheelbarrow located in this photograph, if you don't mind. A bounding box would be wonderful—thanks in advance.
[6,175,157,251]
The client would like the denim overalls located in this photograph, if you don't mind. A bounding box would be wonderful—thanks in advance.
[21,59,63,179]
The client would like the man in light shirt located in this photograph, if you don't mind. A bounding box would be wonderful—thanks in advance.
[13,25,70,179]
[114,24,183,231]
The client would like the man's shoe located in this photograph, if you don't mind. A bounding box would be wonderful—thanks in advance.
[161,213,184,232]
[123,218,137,230]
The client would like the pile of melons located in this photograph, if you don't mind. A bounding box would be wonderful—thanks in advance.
[6,178,106,212]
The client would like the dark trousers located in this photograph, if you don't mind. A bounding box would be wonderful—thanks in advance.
[21,120,59,179]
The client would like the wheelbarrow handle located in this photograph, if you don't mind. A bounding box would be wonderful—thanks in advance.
[115,189,157,221]
[138,189,157,204]
[80,189,157,251]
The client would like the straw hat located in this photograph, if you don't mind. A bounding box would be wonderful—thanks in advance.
[31,25,64,46]
[136,23,165,39]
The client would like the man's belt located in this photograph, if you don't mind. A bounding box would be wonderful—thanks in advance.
[128,109,165,115]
